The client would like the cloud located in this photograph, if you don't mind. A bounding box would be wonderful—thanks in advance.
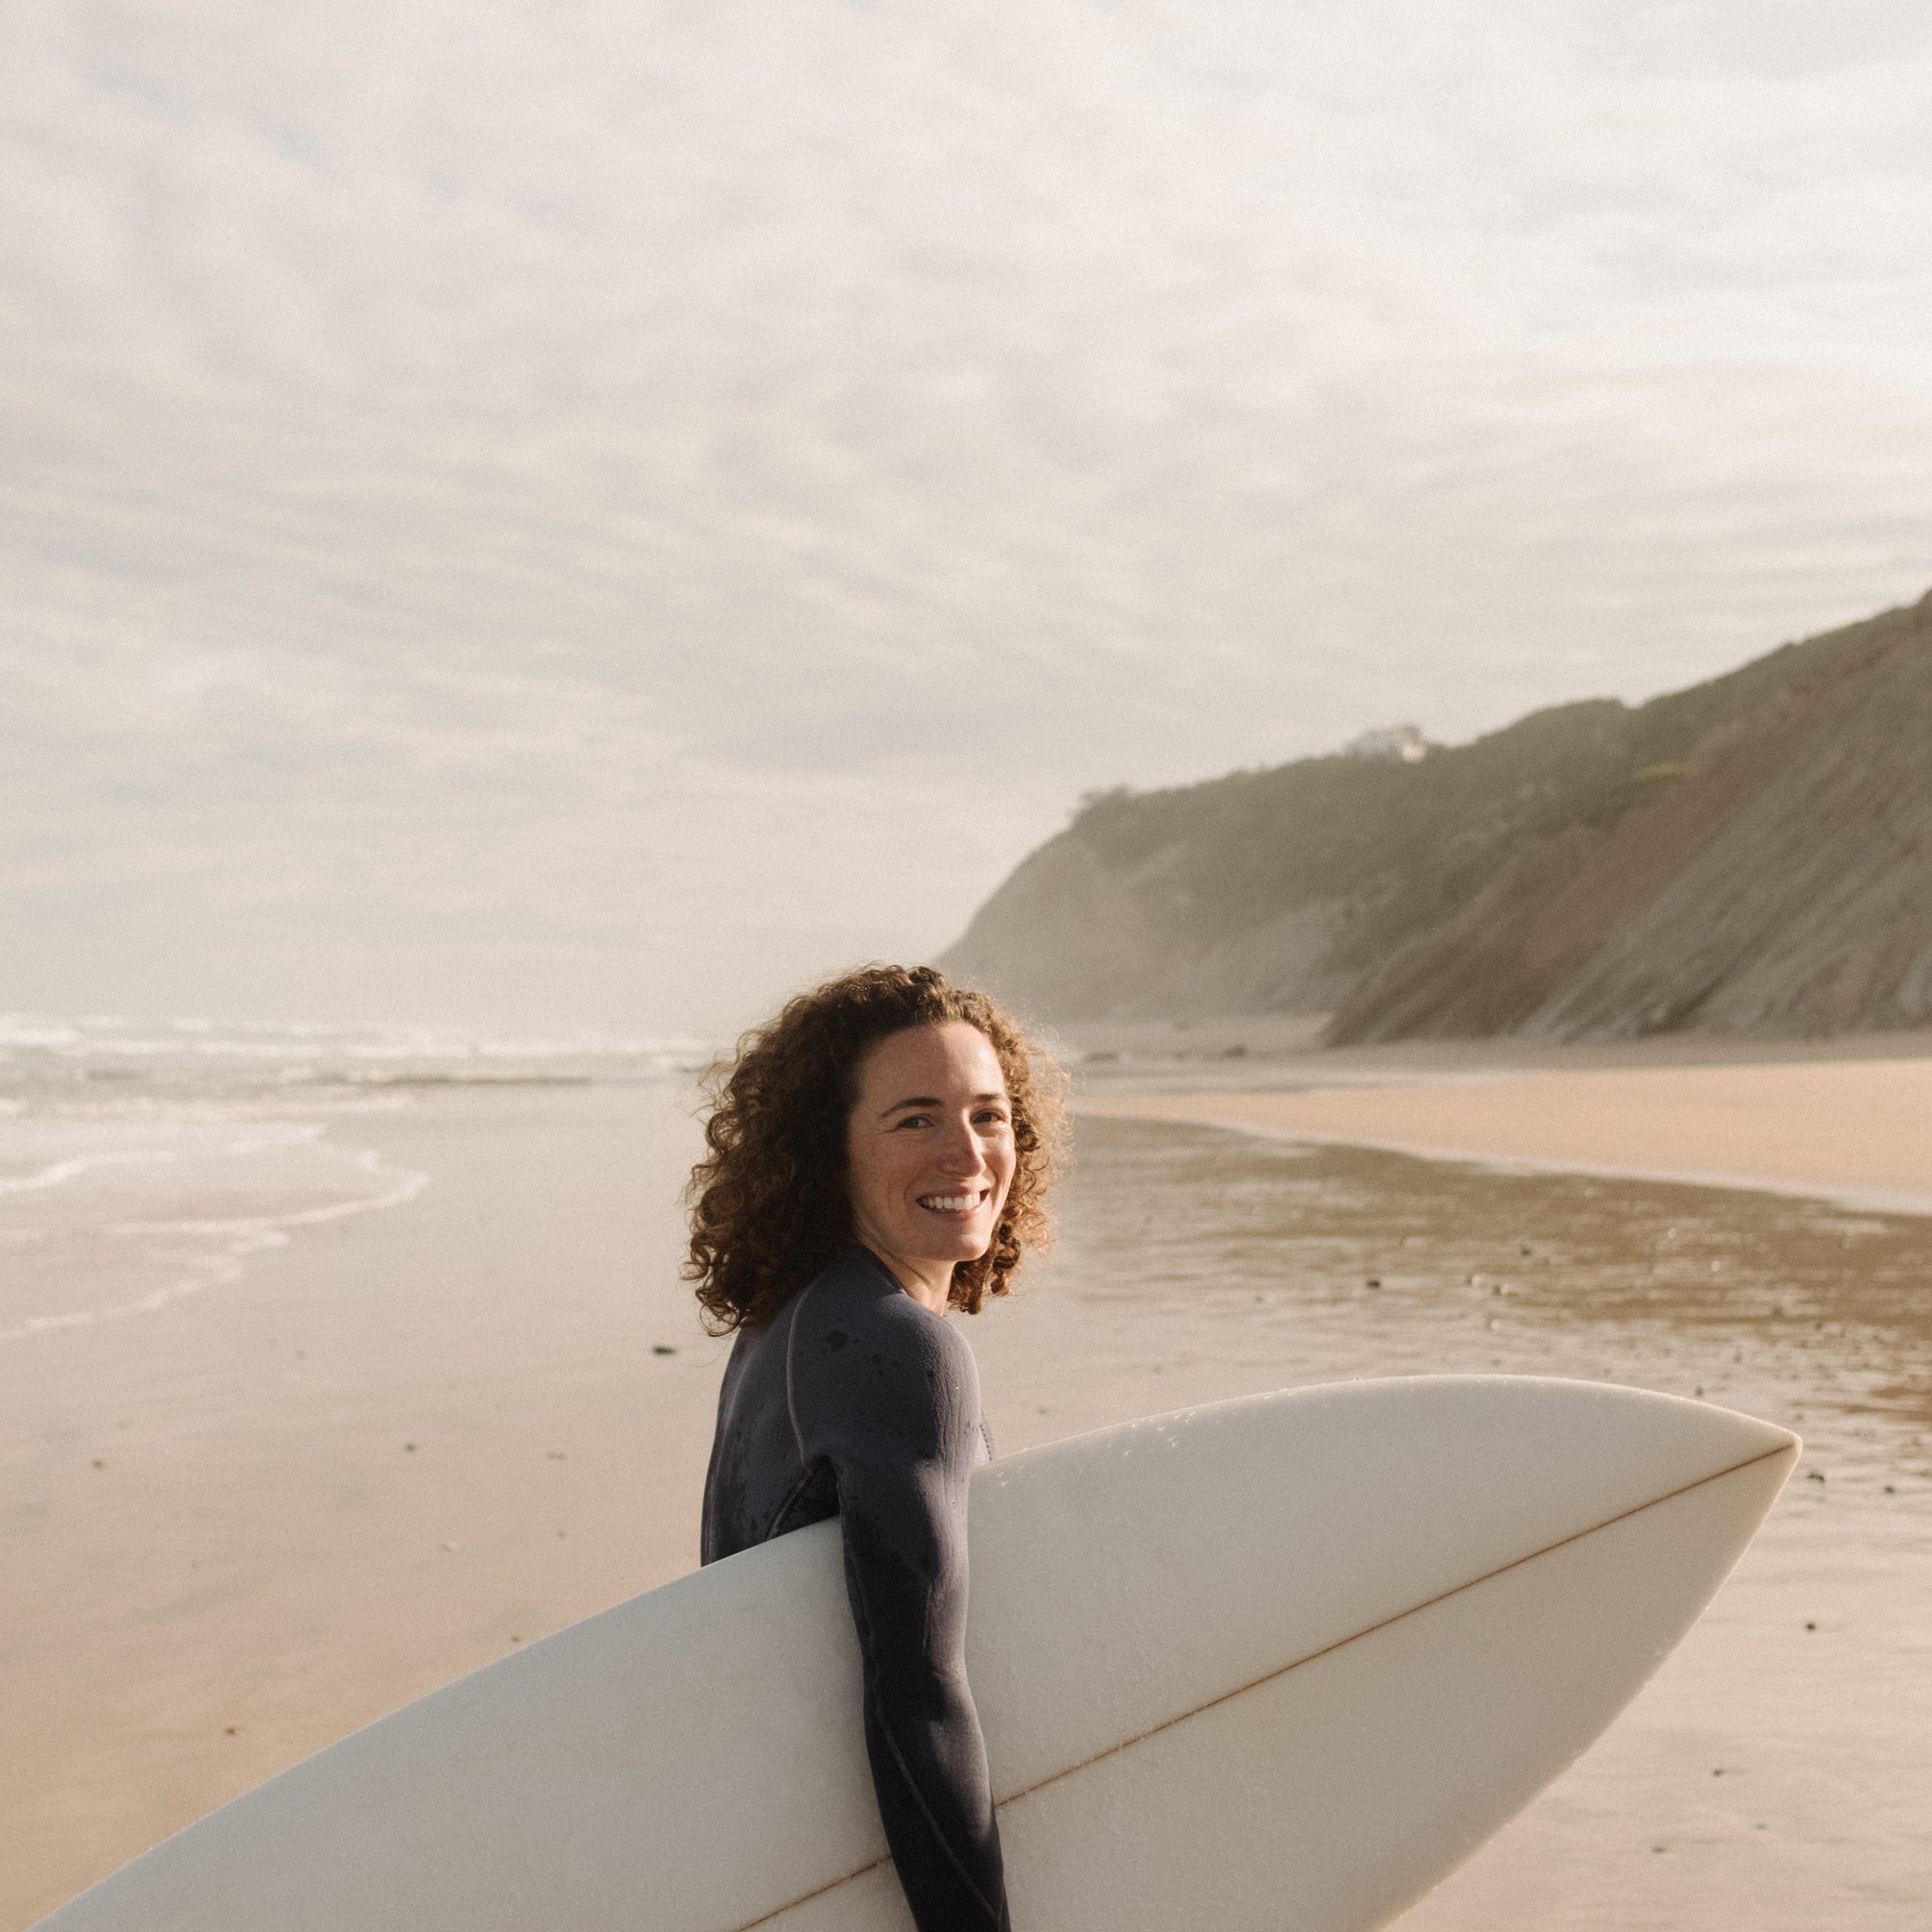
[2,1,1929,1028]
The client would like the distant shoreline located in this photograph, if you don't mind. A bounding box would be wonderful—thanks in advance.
[1068,1023,1932,1218]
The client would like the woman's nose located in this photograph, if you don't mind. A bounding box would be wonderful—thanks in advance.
[935,1121,985,1173]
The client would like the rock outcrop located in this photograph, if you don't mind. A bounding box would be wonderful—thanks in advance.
[940,589,1932,1043]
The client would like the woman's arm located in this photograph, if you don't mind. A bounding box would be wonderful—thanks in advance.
[793,1291,1009,1932]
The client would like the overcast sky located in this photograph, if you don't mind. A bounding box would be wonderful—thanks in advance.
[4,2,1930,1034]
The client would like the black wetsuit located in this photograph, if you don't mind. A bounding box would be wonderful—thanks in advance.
[701,1246,1010,1932]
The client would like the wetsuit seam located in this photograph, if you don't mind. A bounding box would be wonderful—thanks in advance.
[782,1277,819,1468]
[765,1466,819,1542]
[876,1721,1002,1927]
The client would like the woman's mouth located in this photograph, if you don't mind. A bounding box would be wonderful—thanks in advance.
[918,1189,988,1214]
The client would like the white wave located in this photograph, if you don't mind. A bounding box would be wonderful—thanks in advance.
[0,1019,85,1049]
[115,1148,429,1238]
[0,1010,706,1064]
[0,1148,179,1197]
[0,1127,431,1344]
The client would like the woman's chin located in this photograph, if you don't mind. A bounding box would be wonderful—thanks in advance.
[902,1226,992,1267]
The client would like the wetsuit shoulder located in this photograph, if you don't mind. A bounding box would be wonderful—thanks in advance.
[786,1250,984,1465]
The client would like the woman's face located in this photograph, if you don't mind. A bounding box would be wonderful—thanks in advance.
[845,1021,1017,1300]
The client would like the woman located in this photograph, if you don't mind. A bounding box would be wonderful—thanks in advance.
[687,964,1063,1932]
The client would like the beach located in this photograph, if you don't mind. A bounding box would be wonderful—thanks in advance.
[1064,1030,1932,1929]
[6,1030,1931,1927]
[1073,1032,1932,1216]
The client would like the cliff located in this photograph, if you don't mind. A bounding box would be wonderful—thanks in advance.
[939,589,1932,1043]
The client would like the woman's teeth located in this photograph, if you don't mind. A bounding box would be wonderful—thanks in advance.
[919,1192,982,1212]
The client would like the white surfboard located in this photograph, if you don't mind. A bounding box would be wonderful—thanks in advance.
[37,1377,1796,1932]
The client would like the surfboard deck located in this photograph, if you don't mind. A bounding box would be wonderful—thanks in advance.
[36,1376,1796,1932]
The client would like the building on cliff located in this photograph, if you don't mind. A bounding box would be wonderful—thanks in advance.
[1341,724,1429,763]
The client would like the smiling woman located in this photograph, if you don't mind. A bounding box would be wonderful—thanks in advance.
[686,966,1064,1932]
[843,1022,1021,1316]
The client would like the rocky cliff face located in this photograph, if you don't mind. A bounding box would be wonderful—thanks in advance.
[940,590,1932,1042]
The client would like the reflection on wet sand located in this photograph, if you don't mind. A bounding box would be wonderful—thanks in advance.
[1051,1120,1931,1474]
[989,1119,1931,1932]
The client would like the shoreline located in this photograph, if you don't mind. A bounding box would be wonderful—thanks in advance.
[1071,1032,1932,1218]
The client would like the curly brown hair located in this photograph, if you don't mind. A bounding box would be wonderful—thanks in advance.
[684,964,1065,1333]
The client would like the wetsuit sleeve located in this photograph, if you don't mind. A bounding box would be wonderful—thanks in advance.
[793,1304,1010,1932]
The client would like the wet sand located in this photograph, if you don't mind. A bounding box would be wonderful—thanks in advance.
[1012,1117,1932,1931]
[1,1081,726,1927]
[7,1065,1931,1927]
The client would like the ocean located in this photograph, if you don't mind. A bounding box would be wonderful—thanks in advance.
[0,1015,703,1346]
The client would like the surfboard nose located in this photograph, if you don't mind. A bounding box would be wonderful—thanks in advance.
[1409,1373,1799,1491]
[1631,1381,1800,1459]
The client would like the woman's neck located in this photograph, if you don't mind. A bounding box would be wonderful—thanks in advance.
[858,1243,953,1314]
